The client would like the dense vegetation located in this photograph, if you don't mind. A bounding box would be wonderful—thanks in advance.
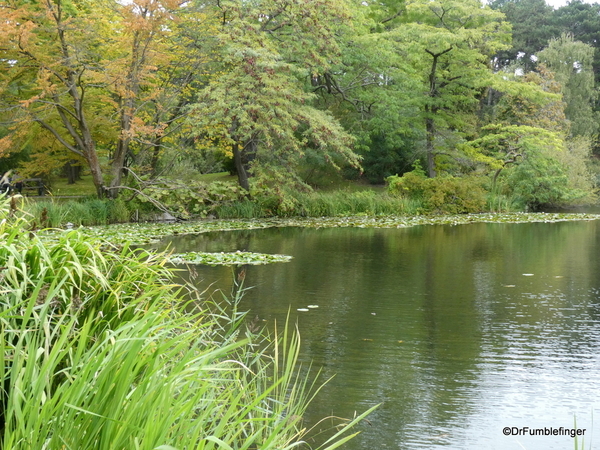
[1,0,600,217]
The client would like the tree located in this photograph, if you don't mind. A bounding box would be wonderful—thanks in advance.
[0,0,208,198]
[489,0,556,73]
[308,1,424,183]
[537,33,598,138]
[103,0,191,197]
[189,0,361,192]
[393,0,511,177]
[0,0,112,196]
[473,63,595,207]
[551,0,600,84]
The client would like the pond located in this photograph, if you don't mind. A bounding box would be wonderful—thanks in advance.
[151,220,600,450]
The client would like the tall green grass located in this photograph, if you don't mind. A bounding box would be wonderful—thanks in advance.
[214,190,423,219]
[23,197,132,227]
[0,197,374,450]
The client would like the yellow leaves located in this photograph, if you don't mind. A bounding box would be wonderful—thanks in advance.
[0,135,14,158]
[0,7,38,53]
[125,116,168,142]
[18,95,42,108]
[459,143,504,170]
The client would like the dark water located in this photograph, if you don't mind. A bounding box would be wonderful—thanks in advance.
[152,221,600,450]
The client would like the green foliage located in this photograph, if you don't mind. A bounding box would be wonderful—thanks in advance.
[490,0,556,72]
[3,0,597,210]
[501,150,570,208]
[470,119,597,208]
[537,33,598,138]
[0,197,375,450]
[394,0,511,176]
[358,133,415,184]
[387,169,487,214]
[189,0,361,191]
[494,0,600,83]
[25,198,134,227]
[132,178,247,219]
[552,1,600,83]
[212,188,421,219]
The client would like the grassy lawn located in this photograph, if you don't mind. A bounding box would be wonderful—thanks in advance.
[48,175,98,197]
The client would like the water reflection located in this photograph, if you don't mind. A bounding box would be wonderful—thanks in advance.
[151,222,600,450]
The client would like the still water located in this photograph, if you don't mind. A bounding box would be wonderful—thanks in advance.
[153,221,600,450]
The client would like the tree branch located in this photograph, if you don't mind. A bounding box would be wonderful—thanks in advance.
[34,118,84,157]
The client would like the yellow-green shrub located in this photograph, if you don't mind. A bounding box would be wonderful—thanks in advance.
[387,170,487,214]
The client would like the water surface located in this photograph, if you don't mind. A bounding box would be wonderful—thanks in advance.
[153,221,600,450]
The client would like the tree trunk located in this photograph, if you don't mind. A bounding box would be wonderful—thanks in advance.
[150,135,163,176]
[64,160,81,184]
[233,141,250,192]
[425,115,436,178]
[86,144,105,198]
[109,97,134,198]
[424,47,452,178]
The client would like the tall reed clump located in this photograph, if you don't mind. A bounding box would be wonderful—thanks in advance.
[0,197,373,450]
[24,198,132,227]
[214,190,420,219]
[292,190,422,217]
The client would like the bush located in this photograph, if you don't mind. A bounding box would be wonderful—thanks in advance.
[130,178,247,218]
[387,169,487,214]
[501,152,570,209]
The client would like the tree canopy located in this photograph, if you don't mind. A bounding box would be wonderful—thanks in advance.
[0,0,598,209]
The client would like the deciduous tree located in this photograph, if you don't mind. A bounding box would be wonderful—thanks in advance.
[0,0,112,196]
[189,0,361,192]
[537,33,598,138]
[394,0,510,177]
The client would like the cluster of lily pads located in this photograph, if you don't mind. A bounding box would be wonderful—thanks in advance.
[37,212,600,266]
[169,251,293,266]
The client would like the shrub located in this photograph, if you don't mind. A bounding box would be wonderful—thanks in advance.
[129,178,247,218]
[387,169,487,214]
[501,152,570,209]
